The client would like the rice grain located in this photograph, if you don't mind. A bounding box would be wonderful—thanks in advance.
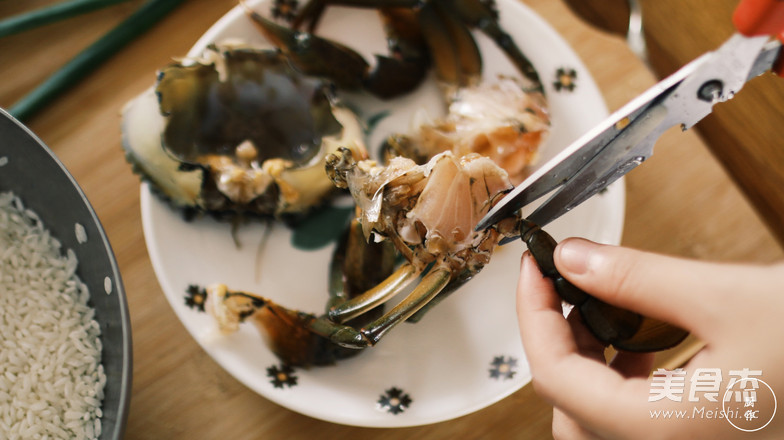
[0,191,104,440]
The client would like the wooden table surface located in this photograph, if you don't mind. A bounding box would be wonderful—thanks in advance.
[1,0,782,438]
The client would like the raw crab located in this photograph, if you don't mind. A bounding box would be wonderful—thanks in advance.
[124,0,551,218]
[170,0,551,365]
[244,3,550,182]
[244,0,544,99]
[194,149,521,365]
[324,148,522,327]
[121,42,367,219]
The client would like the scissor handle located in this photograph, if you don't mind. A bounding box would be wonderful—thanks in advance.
[734,0,784,75]
[734,0,784,38]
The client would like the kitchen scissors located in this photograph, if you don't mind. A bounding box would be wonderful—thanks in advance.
[477,0,784,234]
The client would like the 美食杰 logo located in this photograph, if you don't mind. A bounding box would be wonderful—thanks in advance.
[648,367,777,432]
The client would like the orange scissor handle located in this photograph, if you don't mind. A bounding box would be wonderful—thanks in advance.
[734,0,784,38]
[734,0,784,75]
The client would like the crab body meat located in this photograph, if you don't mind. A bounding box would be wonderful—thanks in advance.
[385,76,550,183]
[330,149,520,276]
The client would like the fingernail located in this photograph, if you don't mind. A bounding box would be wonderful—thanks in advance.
[519,251,534,275]
[556,238,600,275]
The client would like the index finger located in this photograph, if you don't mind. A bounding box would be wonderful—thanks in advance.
[553,238,781,340]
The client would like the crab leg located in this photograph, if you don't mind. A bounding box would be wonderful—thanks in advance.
[328,262,420,322]
[192,216,402,365]
[244,7,369,91]
[202,265,450,355]
[450,0,543,92]
[289,0,543,92]
[358,266,451,345]
[406,268,473,323]
[280,263,451,349]
[327,215,397,311]
[202,285,369,362]
[417,1,482,89]
[291,0,486,89]
[291,0,420,32]
[245,5,428,99]
[301,265,449,350]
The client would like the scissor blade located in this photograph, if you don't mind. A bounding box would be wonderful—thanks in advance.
[527,104,668,226]
[478,34,777,234]
[747,40,783,79]
[475,58,696,232]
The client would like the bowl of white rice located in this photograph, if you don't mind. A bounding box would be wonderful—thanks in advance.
[0,109,131,439]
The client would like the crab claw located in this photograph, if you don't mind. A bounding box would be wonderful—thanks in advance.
[190,217,399,366]
[244,6,428,99]
[520,220,690,352]
[202,284,362,366]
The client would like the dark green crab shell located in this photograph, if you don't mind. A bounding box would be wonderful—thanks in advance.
[121,42,366,219]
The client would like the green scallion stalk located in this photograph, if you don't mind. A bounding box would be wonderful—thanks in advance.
[0,0,133,39]
[9,0,185,122]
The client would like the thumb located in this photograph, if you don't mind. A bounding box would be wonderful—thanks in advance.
[552,238,758,341]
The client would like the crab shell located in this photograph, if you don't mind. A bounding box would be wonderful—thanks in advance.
[121,42,367,218]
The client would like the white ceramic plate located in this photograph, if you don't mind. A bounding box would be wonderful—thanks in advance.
[141,0,624,427]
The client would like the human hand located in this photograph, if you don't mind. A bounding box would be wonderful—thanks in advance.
[517,238,784,439]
